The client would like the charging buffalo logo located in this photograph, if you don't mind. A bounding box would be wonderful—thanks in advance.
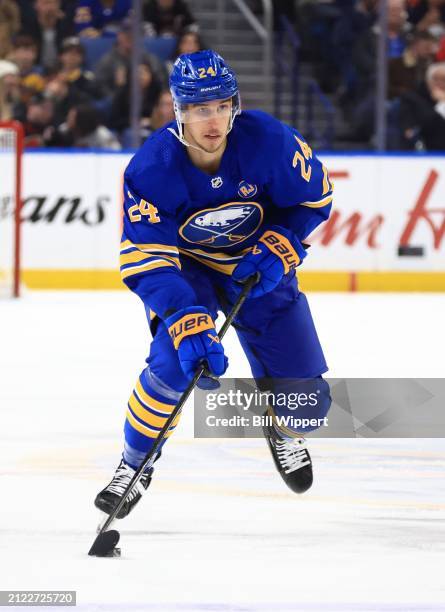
[179,202,263,248]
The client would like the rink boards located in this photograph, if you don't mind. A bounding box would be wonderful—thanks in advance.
[15,151,445,291]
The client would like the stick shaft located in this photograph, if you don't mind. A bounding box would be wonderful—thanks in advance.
[97,276,257,534]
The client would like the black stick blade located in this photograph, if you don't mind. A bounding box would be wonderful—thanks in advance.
[88,530,120,557]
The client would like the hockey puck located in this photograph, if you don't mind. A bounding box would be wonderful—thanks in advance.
[397,245,424,257]
[105,547,121,558]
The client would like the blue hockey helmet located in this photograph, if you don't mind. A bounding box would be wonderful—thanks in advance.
[168,50,241,146]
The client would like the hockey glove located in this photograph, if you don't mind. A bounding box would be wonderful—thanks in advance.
[232,226,307,298]
[165,306,228,386]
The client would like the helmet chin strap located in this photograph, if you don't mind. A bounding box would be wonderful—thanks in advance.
[167,126,208,153]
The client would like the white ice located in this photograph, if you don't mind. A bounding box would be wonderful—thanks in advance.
[0,291,445,612]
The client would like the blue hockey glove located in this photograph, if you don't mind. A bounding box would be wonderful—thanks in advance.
[165,306,228,385]
[232,226,307,298]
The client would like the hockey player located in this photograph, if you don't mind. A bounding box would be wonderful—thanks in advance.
[95,50,333,518]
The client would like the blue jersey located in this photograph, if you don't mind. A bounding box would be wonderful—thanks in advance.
[120,110,333,318]
[74,0,131,35]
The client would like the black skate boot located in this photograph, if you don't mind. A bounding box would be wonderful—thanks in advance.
[262,418,313,494]
[94,458,153,519]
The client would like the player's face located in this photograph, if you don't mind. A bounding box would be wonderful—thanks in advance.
[182,99,231,154]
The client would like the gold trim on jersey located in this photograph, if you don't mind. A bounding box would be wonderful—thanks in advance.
[178,246,251,275]
[322,165,333,195]
[120,240,179,255]
[120,259,175,280]
[120,249,180,268]
[179,250,236,275]
[299,195,333,209]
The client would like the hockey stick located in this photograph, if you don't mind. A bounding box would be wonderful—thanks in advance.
[88,273,259,557]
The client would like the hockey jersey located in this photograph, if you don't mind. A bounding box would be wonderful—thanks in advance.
[74,0,131,35]
[120,110,333,318]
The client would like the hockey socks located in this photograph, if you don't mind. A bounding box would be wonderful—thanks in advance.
[123,367,182,469]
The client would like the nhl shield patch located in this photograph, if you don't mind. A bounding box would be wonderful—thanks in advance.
[179,202,263,248]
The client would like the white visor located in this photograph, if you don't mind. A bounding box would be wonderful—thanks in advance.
[169,93,241,152]
[175,96,239,124]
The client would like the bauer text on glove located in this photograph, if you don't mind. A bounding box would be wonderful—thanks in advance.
[232,226,307,297]
[165,306,228,381]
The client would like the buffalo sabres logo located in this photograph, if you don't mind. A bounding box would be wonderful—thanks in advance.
[211,176,223,189]
[179,202,263,248]
[238,180,258,198]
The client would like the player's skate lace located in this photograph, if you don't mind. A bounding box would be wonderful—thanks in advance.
[274,438,311,474]
[105,460,148,502]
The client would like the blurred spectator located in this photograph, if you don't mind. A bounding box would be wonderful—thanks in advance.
[149,88,174,131]
[351,0,412,111]
[437,33,445,58]
[389,30,438,98]
[0,0,21,58]
[175,30,203,55]
[16,0,75,29]
[22,93,56,146]
[354,0,412,83]
[166,30,203,72]
[143,0,198,37]
[46,103,121,148]
[0,59,21,120]
[272,0,297,30]
[73,0,131,38]
[20,0,74,71]
[296,0,343,68]
[57,36,104,99]
[387,0,413,57]
[110,61,162,135]
[346,1,416,142]
[43,73,89,125]
[93,21,167,96]
[16,0,37,30]
[6,35,46,95]
[408,0,445,37]
[331,0,379,101]
[399,61,445,149]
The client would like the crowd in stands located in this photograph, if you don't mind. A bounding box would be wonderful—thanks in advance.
[296,0,445,150]
[0,0,201,149]
[1,0,445,151]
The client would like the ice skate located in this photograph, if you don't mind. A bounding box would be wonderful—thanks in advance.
[262,418,313,494]
[94,458,153,519]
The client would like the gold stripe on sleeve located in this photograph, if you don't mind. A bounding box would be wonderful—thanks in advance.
[299,195,333,209]
[120,260,175,280]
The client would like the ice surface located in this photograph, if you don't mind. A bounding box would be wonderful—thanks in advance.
[0,291,444,611]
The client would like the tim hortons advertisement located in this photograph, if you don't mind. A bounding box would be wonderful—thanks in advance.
[16,152,445,288]
[313,155,445,271]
